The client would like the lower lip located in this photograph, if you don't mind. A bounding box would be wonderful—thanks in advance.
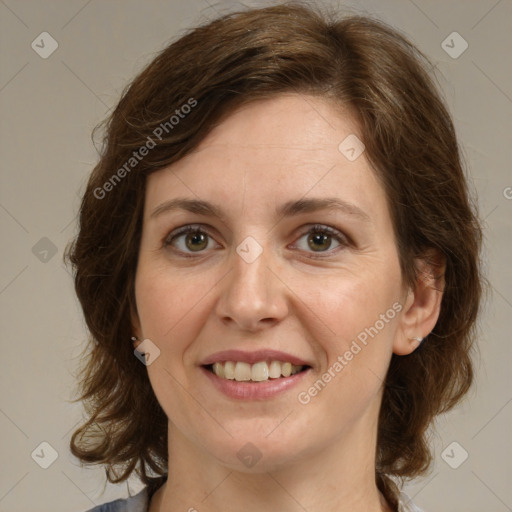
[200,366,311,400]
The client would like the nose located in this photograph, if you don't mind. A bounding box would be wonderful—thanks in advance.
[215,242,289,332]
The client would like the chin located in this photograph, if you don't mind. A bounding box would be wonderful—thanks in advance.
[203,428,311,473]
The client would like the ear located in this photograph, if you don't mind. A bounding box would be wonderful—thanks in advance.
[394,248,446,356]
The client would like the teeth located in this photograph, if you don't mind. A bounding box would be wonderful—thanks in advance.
[269,360,281,378]
[210,360,304,381]
[251,361,269,381]
[212,362,225,379]
[281,362,292,377]
[234,362,251,381]
[224,361,235,380]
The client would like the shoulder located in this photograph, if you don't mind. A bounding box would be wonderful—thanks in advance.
[398,491,425,512]
[85,487,149,512]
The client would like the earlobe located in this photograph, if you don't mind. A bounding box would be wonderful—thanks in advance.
[393,249,446,356]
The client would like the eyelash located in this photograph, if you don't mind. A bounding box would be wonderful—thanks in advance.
[163,224,350,259]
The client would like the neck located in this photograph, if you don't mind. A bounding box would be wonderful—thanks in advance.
[150,416,393,512]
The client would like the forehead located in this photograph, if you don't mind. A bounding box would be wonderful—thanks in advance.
[144,94,389,227]
[193,94,360,156]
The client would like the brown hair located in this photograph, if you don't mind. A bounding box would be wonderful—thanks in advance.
[65,2,484,507]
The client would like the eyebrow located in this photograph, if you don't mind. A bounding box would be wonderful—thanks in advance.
[150,197,372,223]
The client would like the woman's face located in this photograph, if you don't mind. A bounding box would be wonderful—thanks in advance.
[133,94,413,471]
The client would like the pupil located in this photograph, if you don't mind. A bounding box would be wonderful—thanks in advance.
[309,233,330,251]
[187,232,207,251]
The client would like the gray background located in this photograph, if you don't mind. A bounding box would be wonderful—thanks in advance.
[0,0,510,511]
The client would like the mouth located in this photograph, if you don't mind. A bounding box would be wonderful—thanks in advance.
[203,360,312,382]
[199,349,314,399]
[200,361,312,400]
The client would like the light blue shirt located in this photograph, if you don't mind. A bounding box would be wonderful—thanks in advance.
[86,488,148,512]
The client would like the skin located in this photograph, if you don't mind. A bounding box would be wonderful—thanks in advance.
[131,94,444,512]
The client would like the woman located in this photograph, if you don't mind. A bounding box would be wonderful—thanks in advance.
[65,4,483,512]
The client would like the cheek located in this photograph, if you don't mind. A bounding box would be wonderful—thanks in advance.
[305,263,401,335]
[134,263,202,349]
[294,277,400,422]
[300,264,402,382]
[134,266,209,421]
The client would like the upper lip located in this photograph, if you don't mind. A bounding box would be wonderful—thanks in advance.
[200,349,312,367]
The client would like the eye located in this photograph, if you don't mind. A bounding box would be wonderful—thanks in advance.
[163,225,218,256]
[292,224,348,257]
